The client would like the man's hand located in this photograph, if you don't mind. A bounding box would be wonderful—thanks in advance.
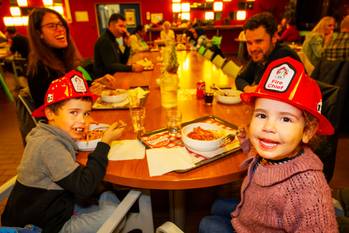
[132,63,144,72]
[243,85,257,93]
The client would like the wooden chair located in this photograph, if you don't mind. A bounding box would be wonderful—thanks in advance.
[203,49,214,60]
[212,55,226,68]
[0,176,154,233]
[221,60,241,78]
[198,46,206,56]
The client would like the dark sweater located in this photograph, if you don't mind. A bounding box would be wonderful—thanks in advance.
[1,123,110,233]
[235,43,300,91]
[10,34,29,59]
[94,29,132,78]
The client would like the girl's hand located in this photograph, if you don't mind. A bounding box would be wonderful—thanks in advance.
[101,121,127,145]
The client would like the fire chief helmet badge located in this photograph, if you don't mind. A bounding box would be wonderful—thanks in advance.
[32,70,97,118]
[241,56,334,135]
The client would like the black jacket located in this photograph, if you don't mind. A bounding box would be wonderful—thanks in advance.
[94,29,132,78]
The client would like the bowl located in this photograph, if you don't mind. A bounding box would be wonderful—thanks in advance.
[76,123,109,151]
[181,123,224,152]
[100,89,128,103]
[216,90,242,104]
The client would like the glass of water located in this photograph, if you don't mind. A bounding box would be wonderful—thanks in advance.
[129,106,145,136]
[166,108,182,139]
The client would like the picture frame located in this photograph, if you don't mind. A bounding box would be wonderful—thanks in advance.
[124,9,136,27]
[150,13,163,24]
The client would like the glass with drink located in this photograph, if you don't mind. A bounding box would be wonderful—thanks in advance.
[129,106,145,135]
[166,108,182,139]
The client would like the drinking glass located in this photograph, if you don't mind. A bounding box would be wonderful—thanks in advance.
[166,108,182,139]
[129,106,145,135]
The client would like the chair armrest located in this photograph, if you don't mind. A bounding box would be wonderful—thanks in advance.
[97,190,141,233]
[0,176,17,201]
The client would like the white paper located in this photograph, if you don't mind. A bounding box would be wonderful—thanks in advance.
[108,140,145,160]
[146,147,195,177]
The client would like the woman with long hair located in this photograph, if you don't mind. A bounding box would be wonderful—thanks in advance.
[27,7,82,107]
[302,16,336,66]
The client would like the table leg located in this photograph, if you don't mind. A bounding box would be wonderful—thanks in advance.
[169,190,185,230]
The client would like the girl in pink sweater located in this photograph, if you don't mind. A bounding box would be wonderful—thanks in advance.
[199,57,338,233]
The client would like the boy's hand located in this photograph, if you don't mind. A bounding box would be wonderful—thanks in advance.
[101,121,127,145]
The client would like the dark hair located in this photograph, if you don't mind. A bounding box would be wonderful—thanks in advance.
[6,27,16,35]
[133,24,144,34]
[108,13,126,25]
[46,97,92,114]
[244,12,277,37]
[27,8,81,76]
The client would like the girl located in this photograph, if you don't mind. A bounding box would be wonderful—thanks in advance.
[199,57,338,233]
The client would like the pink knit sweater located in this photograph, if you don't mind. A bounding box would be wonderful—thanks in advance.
[231,147,338,233]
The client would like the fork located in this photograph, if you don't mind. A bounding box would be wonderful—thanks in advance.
[221,134,235,146]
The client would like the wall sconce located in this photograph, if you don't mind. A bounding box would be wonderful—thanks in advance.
[205,11,214,20]
[43,0,54,6]
[181,3,190,12]
[172,3,181,13]
[213,2,223,12]
[16,0,28,7]
[236,10,246,20]
[3,16,28,26]
[205,0,214,2]
[181,12,190,20]
[48,5,64,15]
[10,7,21,16]
[172,0,181,2]
[223,0,232,2]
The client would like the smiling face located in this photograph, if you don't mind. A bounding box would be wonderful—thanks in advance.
[45,99,92,140]
[248,98,314,160]
[245,26,277,63]
[40,12,68,49]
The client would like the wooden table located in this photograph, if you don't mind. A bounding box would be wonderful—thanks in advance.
[77,51,250,229]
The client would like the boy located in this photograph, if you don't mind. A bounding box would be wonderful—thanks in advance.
[2,70,125,233]
[200,57,338,232]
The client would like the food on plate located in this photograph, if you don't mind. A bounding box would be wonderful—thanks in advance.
[100,89,128,103]
[136,58,153,69]
[216,90,242,104]
[176,43,186,50]
[90,75,119,95]
[187,126,221,141]
[80,128,106,141]
[101,89,127,96]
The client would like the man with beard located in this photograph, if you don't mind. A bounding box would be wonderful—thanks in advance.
[235,12,300,93]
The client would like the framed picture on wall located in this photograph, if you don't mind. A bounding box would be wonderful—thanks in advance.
[124,9,136,27]
[150,13,163,24]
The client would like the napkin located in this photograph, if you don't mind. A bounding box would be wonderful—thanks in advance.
[108,140,145,160]
[146,147,195,177]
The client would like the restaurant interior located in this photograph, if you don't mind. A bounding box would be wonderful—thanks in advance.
[0,0,349,232]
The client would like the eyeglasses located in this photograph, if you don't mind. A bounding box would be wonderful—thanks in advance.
[41,22,65,30]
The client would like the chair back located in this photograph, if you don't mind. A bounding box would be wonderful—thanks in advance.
[16,90,38,145]
[222,60,241,78]
[211,36,222,48]
[203,49,214,60]
[198,46,206,56]
[212,55,226,68]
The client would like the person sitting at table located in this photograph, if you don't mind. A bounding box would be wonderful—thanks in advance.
[1,70,126,233]
[302,16,336,67]
[235,12,300,93]
[199,57,338,233]
[94,13,143,78]
[27,8,82,108]
[322,15,349,61]
[5,26,29,59]
[159,21,175,44]
[278,17,301,43]
[129,24,149,54]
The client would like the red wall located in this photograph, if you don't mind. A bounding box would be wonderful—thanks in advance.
[0,0,289,58]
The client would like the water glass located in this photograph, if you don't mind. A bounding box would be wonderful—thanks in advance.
[129,106,145,135]
[166,108,182,139]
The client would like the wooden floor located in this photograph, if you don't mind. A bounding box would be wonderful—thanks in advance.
[0,71,348,232]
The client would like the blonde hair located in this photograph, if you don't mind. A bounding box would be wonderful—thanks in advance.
[162,21,171,30]
[311,16,335,36]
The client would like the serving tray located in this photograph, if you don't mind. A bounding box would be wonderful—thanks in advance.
[139,115,241,172]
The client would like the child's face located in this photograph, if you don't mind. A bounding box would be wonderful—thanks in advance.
[249,98,312,160]
[45,99,92,140]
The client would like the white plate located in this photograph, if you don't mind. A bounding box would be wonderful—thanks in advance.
[76,123,109,151]
[216,90,242,104]
[100,89,128,103]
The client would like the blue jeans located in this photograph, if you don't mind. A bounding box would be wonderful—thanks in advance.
[59,191,120,233]
[199,198,239,233]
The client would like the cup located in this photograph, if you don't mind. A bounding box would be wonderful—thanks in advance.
[128,89,140,108]
[129,106,146,135]
[204,92,214,105]
[166,108,182,139]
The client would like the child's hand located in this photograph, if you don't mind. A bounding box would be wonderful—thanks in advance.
[101,121,127,145]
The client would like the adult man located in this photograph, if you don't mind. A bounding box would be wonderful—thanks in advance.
[235,12,300,92]
[5,27,29,59]
[94,13,143,77]
[322,15,349,61]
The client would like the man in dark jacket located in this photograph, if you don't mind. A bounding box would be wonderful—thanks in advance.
[5,27,29,59]
[94,13,143,78]
[235,12,300,92]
